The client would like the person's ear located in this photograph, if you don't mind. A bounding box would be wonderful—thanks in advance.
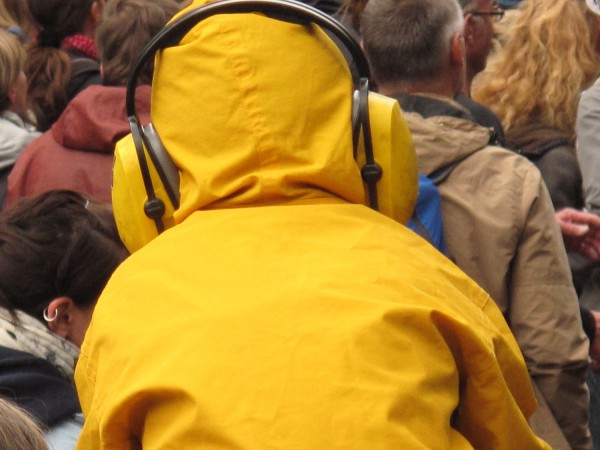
[44,297,76,339]
[450,32,466,69]
[91,1,103,25]
[463,13,479,52]
[7,85,16,108]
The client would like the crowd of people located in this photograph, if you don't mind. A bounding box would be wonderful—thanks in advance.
[1,0,600,448]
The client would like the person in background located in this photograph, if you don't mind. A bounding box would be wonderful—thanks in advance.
[458,0,499,95]
[473,0,599,212]
[0,190,128,450]
[475,2,600,446]
[23,0,103,131]
[574,3,600,446]
[339,0,506,146]
[6,0,182,206]
[455,0,507,146]
[0,2,25,42]
[361,0,591,447]
[0,29,39,208]
[0,0,34,42]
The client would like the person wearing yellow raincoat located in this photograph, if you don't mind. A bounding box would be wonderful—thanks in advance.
[75,0,550,448]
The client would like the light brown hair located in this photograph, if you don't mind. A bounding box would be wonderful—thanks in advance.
[96,0,182,86]
[0,28,24,111]
[0,398,48,450]
[1,0,35,41]
[472,0,600,139]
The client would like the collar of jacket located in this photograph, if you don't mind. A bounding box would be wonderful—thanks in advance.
[0,110,35,132]
[397,93,475,122]
[394,94,495,176]
[505,123,572,158]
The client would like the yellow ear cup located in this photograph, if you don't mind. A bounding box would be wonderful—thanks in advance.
[357,92,418,224]
[113,91,416,252]
[112,134,177,253]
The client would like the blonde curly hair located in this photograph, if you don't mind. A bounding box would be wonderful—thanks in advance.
[472,0,600,139]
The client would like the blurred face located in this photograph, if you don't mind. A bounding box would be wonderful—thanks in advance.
[8,70,28,116]
[464,0,496,77]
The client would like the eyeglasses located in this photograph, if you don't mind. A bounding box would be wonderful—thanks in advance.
[471,4,505,22]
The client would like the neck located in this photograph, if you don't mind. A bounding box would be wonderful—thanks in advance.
[463,67,478,96]
[377,75,458,100]
[80,14,96,39]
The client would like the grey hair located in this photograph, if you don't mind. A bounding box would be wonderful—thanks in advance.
[361,0,464,85]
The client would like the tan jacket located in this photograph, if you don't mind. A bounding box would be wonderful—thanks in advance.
[404,109,591,450]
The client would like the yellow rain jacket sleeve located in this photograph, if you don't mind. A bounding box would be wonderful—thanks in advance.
[76,2,549,448]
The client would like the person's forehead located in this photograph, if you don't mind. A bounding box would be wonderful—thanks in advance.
[462,0,492,10]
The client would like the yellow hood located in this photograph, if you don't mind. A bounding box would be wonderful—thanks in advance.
[152,0,364,224]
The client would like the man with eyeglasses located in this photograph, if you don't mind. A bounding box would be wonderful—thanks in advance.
[456,0,507,146]
[460,0,503,91]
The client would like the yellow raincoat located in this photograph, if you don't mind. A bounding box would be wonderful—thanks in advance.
[76,1,549,448]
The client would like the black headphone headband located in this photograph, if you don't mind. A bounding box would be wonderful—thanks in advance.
[126,0,370,118]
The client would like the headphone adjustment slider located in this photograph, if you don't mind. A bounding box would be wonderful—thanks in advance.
[361,162,383,183]
[144,198,166,220]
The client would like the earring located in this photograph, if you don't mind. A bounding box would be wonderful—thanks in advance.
[43,307,59,322]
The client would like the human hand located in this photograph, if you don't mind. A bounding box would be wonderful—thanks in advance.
[556,208,600,261]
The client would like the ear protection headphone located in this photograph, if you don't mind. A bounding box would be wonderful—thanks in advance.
[115,0,417,252]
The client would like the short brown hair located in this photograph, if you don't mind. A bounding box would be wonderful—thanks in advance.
[0,28,24,111]
[96,0,183,86]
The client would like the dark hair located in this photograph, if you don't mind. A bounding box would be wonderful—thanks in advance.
[27,0,94,42]
[96,0,182,86]
[0,190,128,322]
[24,0,95,130]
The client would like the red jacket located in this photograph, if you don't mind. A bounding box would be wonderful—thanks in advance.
[6,85,151,206]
